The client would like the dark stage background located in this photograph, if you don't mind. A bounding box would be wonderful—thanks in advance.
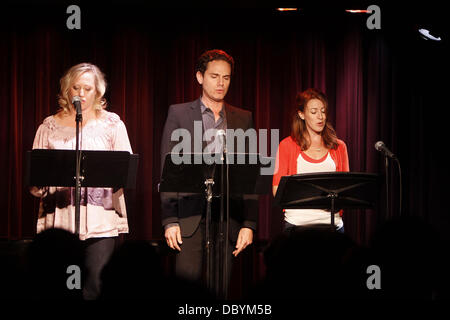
[1,1,448,297]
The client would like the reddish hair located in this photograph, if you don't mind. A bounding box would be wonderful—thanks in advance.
[291,88,338,150]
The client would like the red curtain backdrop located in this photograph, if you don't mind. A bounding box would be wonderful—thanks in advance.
[1,3,449,295]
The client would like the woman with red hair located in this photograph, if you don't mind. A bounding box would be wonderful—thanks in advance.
[273,88,349,232]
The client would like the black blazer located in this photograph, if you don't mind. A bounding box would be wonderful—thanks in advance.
[160,98,258,240]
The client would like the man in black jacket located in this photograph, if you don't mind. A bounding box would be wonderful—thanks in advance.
[160,50,257,289]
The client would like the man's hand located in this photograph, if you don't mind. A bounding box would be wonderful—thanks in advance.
[232,227,253,257]
[165,225,182,251]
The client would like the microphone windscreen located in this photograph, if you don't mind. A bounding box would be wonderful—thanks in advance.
[374,141,384,151]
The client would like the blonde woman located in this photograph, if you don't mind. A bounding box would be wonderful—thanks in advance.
[31,63,133,299]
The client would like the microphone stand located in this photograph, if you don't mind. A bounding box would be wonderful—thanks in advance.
[384,155,389,219]
[386,155,402,217]
[376,142,398,219]
[395,158,402,215]
[205,176,214,294]
[223,139,230,300]
[218,133,227,299]
[74,111,83,235]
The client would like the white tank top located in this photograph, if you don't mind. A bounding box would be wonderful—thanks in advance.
[284,152,343,228]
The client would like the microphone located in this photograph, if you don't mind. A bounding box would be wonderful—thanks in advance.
[375,141,396,159]
[216,129,227,153]
[72,96,82,121]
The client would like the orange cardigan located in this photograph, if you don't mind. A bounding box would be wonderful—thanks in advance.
[273,136,350,187]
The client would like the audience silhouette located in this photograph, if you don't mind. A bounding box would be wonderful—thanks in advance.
[253,216,446,300]
[254,224,365,299]
[25,228,85,299]
[99,239,212,300]
[368,216,443,299]
[1,216,447,300]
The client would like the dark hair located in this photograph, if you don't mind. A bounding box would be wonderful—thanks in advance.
[291,88,338,150]
[196,49,235,75]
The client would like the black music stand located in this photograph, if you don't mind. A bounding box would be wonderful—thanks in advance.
[159,153,272,194]
[26,149,139,233]
[274,172,379,227]
[159,152,272,298]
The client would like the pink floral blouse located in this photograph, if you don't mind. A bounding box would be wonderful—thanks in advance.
[31,110,133,240]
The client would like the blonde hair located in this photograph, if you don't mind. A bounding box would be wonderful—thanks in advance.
[57,63,107,114]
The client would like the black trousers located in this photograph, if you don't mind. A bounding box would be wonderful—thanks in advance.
[83,237,117,300]
[175,217,234,296]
